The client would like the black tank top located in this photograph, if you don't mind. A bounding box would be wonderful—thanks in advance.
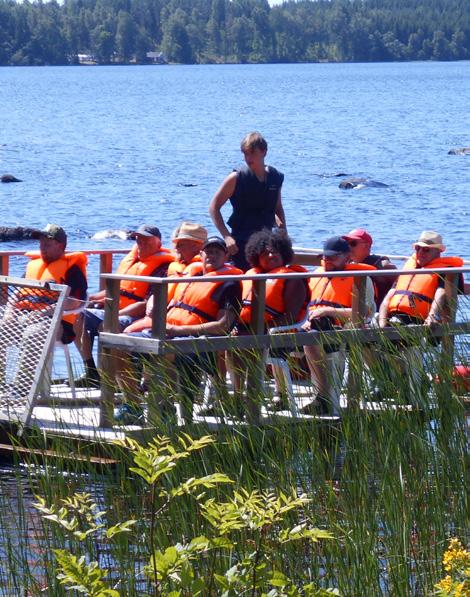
[227,165,284,241]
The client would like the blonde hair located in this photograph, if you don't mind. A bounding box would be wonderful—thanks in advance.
[240,131,268,153]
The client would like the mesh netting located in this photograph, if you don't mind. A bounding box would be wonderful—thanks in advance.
[0,279,67,424]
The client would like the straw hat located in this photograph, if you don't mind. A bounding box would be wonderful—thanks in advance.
[172,222,208,244]
[413,231,445,251]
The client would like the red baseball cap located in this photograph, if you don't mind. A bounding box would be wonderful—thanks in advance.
[342,228,373,246]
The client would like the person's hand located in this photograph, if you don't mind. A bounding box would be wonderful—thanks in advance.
[378,317,388,328]
[224,235,239,256]
[424,312,441,327]
[166,324,177,338]
[301,319,312,332]
[309,306,334,319]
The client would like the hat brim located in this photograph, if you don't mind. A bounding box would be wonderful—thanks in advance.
[342,234,370,243]
[413,242,445,251]
[130,231,157,238]
[172,235,205,243]
[202,242,227,251]
[322,250,345,257]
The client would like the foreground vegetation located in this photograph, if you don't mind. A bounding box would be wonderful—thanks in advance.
[0,0,469,66]
[0,388,467,593]
[0,314,468,594]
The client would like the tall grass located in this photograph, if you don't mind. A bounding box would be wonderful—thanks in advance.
[0,316,468,595]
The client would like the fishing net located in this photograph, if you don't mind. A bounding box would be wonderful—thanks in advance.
[0,277,68,425]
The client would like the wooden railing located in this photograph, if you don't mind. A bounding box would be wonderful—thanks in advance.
[98,266,470,426]
[0,249,128,289]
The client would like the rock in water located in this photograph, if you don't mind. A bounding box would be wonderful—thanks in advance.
[1,174,22,183]
[448,147,470,156]
[0,226,37,241]
[339,177,389,190]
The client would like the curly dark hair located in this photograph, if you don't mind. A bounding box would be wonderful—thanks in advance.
[244,229,294,269]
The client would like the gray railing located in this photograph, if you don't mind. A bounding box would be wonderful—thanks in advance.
[98,266,470,426]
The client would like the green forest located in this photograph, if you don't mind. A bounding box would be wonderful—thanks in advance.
[0,0,469,66]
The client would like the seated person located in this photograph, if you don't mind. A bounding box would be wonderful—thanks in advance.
[379,230,463,328]
[115,236,242,424]
[342,228,397,307]
[302,236,375,415]
[239,229,308,329]
[166,221,207,301]
[376,231,463,403]
[20,223,87,345]
[78,224,174,386]
[232,229,308,406]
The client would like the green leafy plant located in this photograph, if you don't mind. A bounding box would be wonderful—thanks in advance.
[34,433,336,596]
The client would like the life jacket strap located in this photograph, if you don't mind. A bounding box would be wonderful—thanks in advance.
[242,299,283,318]
[172,301,216,322]
[392,289,433,304]
[310,299,346,309]
[120,289,144,303]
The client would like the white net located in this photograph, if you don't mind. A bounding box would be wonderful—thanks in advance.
[0,277,68,425]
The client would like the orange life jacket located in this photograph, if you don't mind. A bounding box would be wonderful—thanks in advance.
[308,262,375,325]
[22,251,88,324]
[388,254,463,320]
[166,257,203,302]
[240,264,308,324]
[167,264,242,326]
[116,245,174,308]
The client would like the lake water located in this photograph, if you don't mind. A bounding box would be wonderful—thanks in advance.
[0,61,469,594]
[1,61,469,287]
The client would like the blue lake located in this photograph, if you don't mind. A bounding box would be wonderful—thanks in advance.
[1,61,469,286]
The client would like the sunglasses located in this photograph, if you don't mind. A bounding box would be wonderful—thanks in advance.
[414,245,432,253]
[348,240,360,247]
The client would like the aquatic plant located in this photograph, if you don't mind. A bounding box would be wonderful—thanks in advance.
[33,433,336,596]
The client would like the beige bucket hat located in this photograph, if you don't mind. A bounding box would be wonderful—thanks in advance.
[172,222,208,244]
[413,230,445,251]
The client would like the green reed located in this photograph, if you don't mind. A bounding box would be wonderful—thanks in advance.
[0,312,468,595]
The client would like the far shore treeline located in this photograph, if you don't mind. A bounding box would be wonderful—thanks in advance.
[0,0,469,66]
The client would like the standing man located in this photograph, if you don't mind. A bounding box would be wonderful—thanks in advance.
[209,131,286,271]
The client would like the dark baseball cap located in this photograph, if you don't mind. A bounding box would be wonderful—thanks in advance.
[32,223,67,245]
[202,236,227,251]
[322,236,351,256]
[129,224,161,239]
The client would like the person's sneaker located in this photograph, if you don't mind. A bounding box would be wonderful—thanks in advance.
[300,396,330,416]
[114,403,145,426]
[74,373,101,389]
[197,403,226,418]
[299,401,318,416]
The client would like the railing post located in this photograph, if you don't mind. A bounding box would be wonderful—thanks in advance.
[147,281,170,423]
[99,254,114,290]
[151,282,168,338]
[99,278,120,427]
[0,255,9,276]
[347,275,367,410]
[246,278,266,423]
[438,273,459,408]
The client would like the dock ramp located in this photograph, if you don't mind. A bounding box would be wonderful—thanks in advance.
[0,276,68,429]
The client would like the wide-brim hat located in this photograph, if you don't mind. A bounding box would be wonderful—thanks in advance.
[172,222,208,244]
[413,230,445,251]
